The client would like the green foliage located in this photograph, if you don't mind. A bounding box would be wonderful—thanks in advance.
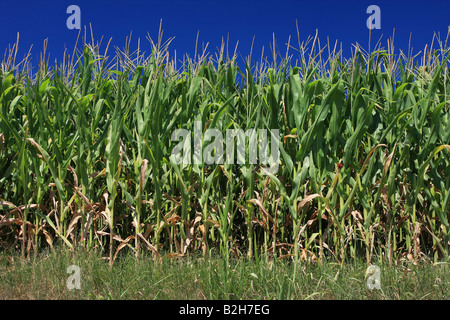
[0,32,449,265]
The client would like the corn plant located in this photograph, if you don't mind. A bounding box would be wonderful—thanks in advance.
[0,29,449,265]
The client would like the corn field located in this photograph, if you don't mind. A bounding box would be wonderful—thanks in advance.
[0,30,449,265]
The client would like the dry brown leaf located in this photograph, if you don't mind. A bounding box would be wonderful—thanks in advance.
[137,233,161,258]
[0,218,23,227]
[96,230,123,242]
[113,235,135,262]
[300,249,318,263]
[296,219,316,242]
[143,226,153,239]
[0,133,4,153]
[185,212,203,254]
[140,159,148,188]
[383,144,396,175]
[166,214,181,226]
[350,210,364,223]
[199,224,206,236]
[68,166,78,189]
[277,254,293,260]
[249,198,274,224]
[9,204,46,216]
[298,194,322,211]
[0,201,17,208]
[167,252,184,259]
[283,134,297,145]
[67,213,82,235]
[42,229,54,249]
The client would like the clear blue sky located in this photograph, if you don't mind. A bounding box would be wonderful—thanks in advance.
[1,0,450,67]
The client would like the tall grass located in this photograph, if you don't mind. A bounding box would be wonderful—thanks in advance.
[0,27,449,265]
[1,247,448,300]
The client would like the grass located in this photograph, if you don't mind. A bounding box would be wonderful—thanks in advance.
[0,247,448,300]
